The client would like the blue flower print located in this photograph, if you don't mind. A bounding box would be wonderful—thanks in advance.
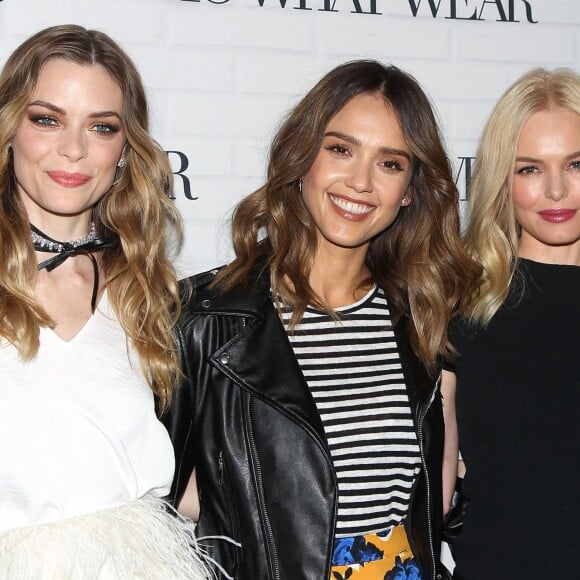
[333,537,356,565]
[332,536,384,566]
[350,536,383,563]
[384,555,421,580]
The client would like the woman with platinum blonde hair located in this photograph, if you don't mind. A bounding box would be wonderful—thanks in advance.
[442,68,580,579]
[165,59,477,580]
[0,24,207,579]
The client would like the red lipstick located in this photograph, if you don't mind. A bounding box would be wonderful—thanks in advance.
[538,209,577,223]
[47,171,92,188]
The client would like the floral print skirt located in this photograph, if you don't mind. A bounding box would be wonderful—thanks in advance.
[330,523,421,580]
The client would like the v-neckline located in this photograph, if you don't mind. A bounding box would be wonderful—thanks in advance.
[43,290,108,345]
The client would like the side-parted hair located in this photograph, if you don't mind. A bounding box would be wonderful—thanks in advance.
[214,60,478,371]
[0,24,181,410]
[464,67,580,324]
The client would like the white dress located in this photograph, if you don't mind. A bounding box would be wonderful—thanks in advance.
[0,293,207,579]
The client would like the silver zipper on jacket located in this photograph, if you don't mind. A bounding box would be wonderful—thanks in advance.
[218,450,224,486]
[245,397,281,580]
[417,373,440,580]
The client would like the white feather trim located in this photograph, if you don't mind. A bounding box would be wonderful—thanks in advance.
[0,494,209,579]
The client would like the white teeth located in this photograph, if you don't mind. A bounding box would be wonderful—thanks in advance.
[329,194,374,215]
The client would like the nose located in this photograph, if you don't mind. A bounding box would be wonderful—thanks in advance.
[345,158,374,194]
[57,127,87,162]
[545,171,568,201]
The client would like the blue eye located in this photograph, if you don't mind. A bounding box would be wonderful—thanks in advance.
[30,115,58,127]
[92,123,119,135]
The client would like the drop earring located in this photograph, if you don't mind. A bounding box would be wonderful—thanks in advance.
[298,178,303,193]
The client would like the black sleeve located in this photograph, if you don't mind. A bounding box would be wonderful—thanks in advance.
[161,324,197,506]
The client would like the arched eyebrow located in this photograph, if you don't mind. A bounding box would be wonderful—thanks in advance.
[324,130,411,161]
[27,100,123,121]
[516,151,580,163]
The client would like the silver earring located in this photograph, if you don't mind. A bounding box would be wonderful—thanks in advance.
[401,195,411,206]
[298,178,303,192]
[117,158,126,168]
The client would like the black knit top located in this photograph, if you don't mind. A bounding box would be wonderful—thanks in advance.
[445,258,580,579]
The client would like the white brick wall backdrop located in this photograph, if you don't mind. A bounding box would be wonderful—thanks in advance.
[0,0,577,278]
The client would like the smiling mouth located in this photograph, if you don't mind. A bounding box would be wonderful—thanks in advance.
[538,209,577,223]
[47,171,92,188]
[329,194,375,215]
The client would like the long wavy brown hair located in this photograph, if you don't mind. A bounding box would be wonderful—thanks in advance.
[214,60,478,371]
[0,25,181,410]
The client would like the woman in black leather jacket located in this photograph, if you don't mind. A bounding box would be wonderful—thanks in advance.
[164,60,476,580]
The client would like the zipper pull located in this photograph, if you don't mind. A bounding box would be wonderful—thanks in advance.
[218,450,224,487]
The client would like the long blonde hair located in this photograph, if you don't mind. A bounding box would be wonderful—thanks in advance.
[215,60,478,371]
[0,25,181,410]
[464,67,580,324]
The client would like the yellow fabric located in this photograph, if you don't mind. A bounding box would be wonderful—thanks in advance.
[330,523,415,579]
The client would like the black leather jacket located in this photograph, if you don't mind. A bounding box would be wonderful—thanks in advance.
[164,268,445,580]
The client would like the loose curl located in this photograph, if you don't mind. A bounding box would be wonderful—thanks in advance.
[464,67,580,324]
[0,25,181,410]
[215,60,478,372]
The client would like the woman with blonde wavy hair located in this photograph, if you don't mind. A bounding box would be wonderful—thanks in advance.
[441,68,580,579]
[0,24,207,578]
[165,60,476,580]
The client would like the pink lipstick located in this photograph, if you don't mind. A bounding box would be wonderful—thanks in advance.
[47,171,92,188]
[538,209,577,223]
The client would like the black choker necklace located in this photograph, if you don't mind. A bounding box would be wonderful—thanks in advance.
[31,223,118,312]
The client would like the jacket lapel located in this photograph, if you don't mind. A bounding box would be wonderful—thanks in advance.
[207,277,329,447]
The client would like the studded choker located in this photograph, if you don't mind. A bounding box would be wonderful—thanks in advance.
[31,223,97,252]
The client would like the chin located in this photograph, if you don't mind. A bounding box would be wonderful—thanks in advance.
[43,207,94,219]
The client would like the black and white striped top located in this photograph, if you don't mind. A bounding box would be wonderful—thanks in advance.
[280,287,421,538]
